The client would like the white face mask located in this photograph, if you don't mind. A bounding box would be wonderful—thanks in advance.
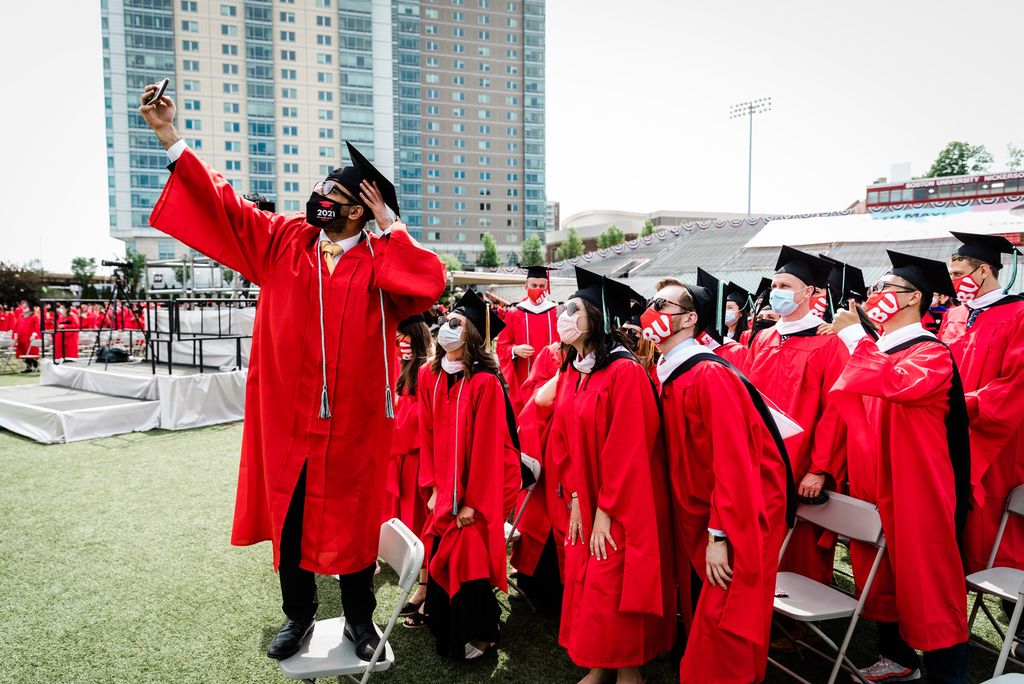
[437,324,465,353]
[724,310,738,326]
[572,351,597,374]
[440,356,464,374]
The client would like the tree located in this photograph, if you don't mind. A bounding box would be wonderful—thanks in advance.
[641,219,655,237]
[438,253,462,272]
[1008,143,1024,172]
[0,262,42,305]
[70,257,98,298]
[519,234,545,267]
[596,224,626,249]
[221,268,235,285]
[925,141,994,177]
[477,233,500,268]
[554,226,585,261]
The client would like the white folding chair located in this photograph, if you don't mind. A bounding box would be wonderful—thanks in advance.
[968,484,1024,677]
[769,491,887,684]
[985,675,1024,683]
[277,518,423,684]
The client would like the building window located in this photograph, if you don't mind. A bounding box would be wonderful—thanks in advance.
[183,60,200,73]
[283,144,299,155]
[428,232,441,241]
[427,216,441,226]
[225,160,241,171]
[280,30,296,41]
[181,0,198,9]
[319,146,333,157]
[454,201,466,210]
[280,50,296,61]
[282,106,298,118]
[427,200,441,209]
[453,108,465,117]
[225,141,240,152]
[317,53,332,65]
[283,163,299,174]
[224,102,240,114]
[453,60,465,70]
[182,40,199,51]
[158,240,176,260]
[480,62,491,72]
[220,5,237,16]
[316,35,332,46]
[317,72,333,84]
[184,119,202,131]
[316,15,331,26]
[281,87,297,98]
[317,91,333,102]
[183,100,201,111]
[283,200,301,212]
[222,63,239,75]
[454,154,466,164]
[223,122,240,133]
[318,128,334,139]
[280,11,295,22]
[221,24,238,35]
[222,44,238,56]
[181,20,199,31]
[281,68,297,79]
[283,181,300,192]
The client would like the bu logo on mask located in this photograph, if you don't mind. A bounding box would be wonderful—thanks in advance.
[864,291,900,324]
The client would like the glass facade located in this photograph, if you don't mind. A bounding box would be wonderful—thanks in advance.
[245,0,276,198]
[392,1,424,236]
[521,0,545,239]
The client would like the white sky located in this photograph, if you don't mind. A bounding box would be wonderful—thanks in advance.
[1,0,1021,272]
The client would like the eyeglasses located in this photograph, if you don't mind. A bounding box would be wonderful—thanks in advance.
[648,297,690,313]
[437,316,464,330]
[313,180,359,204]
[869,282,916,294]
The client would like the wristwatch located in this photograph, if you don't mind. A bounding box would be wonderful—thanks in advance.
[709,531,727,544]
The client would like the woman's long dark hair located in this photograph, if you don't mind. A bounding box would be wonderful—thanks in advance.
[397,320,432,396]
[429,316,501,379]
[559,298,633,373]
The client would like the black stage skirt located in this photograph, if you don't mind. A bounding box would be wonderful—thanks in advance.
[425,537,501,659]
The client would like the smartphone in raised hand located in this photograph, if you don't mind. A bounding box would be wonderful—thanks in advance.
[146,78,169,106]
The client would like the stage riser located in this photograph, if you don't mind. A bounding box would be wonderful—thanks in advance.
[0,386,160,444]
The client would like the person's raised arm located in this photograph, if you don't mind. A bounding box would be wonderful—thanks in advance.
[138,83,293,286]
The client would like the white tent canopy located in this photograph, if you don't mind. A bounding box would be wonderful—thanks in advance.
[746,205,1024,248]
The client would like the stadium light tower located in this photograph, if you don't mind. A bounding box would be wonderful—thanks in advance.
[729,97,772,217]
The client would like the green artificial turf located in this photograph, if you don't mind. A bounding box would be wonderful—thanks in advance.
[0,366,1018,683]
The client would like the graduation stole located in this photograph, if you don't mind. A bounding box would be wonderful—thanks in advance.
[664,351,798,528]
[883,335,972,545]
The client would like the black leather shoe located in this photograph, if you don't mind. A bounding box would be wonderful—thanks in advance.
[344,621,381,661]
[267,617,315,660]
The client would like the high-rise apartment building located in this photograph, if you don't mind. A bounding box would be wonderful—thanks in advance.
[101,0,545,266]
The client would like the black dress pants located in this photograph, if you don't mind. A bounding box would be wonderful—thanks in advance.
[278,464,377,624]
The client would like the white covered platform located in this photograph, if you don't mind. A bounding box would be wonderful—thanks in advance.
[40,360,246,431]
[0,385,160,444]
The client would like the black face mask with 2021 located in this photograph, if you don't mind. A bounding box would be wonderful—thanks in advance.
[305,194,345,229]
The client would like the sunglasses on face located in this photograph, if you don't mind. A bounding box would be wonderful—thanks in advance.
[437,317,464,329]
[648,297,690,313]
[564,301,586,316]
[313,180,359,204]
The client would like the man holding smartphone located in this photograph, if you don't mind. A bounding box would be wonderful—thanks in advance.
[138,83,446,661]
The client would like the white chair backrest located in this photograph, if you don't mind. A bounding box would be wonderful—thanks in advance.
[377,518,424,594]
[1006,485,1024,517]
[796,491,884,546]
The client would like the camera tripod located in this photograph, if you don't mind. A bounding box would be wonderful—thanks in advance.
[88,265,152,370]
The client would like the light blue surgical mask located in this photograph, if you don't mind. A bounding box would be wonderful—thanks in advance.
[769,289,799,317]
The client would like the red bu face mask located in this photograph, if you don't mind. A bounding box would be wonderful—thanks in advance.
[397,339,413,361]
[640,308,674,344]
[526,287,546,304]
[952,274,981,303]
[810,294,828,317]
[864,291,901,325]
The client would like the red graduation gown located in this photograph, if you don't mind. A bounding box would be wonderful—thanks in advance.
[495,301,559,413]
[386,374,428,543]
[739,327,848,584]
[15,313,40,358]
[149,148,446,575]
[53,311,80,360]
[421,368,521,598]
[511,343,570,578]
[940,296,1024,572]
[661,356,790,684]
[558,357,675,669]
[831,334,968,650]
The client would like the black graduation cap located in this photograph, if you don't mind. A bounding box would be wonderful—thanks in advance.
[624,285,647,327]
[453,289,506,343]
[724,282,751,311]
[887,250,956,298]
[775,245,832,289]
[696,268,726,341]
[950,232,1018,267]
[819,254,868,306]
[571,267,633,333]
[326,142,401,218]
[525,266,549,280]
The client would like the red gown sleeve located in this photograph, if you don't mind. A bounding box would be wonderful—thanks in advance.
[833,336,951,403]
[148,147,299,285]
[417,365,438,490]
[696,363,773,643]
[373,229,447,320]
[962,319,1024,442]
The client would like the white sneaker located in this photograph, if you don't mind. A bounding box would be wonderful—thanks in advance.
[464,641,494,660]
[855,656,921,682]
